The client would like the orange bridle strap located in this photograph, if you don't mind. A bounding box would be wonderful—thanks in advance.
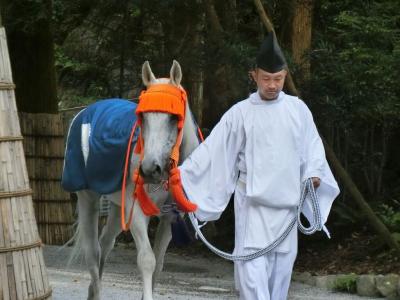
[168,127,203,213]
[120,84,198,232]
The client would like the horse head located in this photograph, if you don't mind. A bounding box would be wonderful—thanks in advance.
[138,60,183,183]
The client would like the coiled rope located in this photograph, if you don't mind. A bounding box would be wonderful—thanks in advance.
[187,178,322,261]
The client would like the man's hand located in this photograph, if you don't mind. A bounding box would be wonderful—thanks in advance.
[312,177,321,189]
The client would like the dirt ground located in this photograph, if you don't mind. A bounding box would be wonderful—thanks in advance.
[295,229,400,275]
[43,244,382,300]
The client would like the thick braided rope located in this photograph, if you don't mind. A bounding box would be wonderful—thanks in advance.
[188,178,322,261]
[297,179,323,235]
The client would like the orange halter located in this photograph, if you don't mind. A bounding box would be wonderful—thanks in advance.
[136,84,186,128]
[120,84,198,231]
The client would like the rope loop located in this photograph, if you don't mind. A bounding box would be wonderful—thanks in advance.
[188,178,322,261]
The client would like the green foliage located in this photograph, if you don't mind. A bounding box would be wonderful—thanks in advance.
[377,204,400,233]
[54,45,90,73]
[331,201,364,227]
[311,0,400,125]
[52,0,150,108]
[309,0,400,209]
[1,0,51,34]
[333,274,358,293]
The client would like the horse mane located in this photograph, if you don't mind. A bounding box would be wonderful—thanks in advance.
[180,99,201,165]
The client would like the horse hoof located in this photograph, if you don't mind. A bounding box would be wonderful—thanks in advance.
[87,283,100,300]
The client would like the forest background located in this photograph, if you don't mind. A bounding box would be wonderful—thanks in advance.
[1,0,400,274]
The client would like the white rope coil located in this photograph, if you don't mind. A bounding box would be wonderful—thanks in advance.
[188,178,322,261]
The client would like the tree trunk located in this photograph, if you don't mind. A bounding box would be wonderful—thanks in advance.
[324,140,400,253]
[253,0,299,96]
[223,0,238,32]
[202,0,243,127]
[2,0,58,113]
[204,0,223,35]
[253,0,275,34]
[188,5,205,127]
[118,3,128,98]
[253,0,400,255]
[1,0,75,246]
[141,0,165,74]
[290,0,314,82]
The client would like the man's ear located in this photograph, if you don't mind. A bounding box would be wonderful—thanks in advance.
[250,69,257,82]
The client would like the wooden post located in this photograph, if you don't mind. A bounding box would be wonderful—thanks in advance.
[0,26,52,299]
[253,0,400,254]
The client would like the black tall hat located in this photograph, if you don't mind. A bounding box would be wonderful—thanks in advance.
[256,32,287,73]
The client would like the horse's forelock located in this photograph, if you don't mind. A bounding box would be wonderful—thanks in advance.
[148,77,182,88]
[153,78,169,84]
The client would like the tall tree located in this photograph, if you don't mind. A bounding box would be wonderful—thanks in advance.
[184,1,206,126]
[253,0,400,254]
[1,0,58,113]
[202,0,250,127]
[289,0,314,82]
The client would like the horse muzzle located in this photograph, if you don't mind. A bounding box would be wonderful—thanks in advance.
[139,159,168,183]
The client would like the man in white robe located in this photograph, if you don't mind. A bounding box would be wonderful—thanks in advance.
[178,32,340,300]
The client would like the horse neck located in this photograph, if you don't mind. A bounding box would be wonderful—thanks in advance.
[180,103,200,164]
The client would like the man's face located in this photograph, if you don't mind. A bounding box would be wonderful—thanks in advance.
[251,68,287,100]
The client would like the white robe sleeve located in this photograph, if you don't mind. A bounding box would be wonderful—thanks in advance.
[179,106,245,221]
[299,101,340,237]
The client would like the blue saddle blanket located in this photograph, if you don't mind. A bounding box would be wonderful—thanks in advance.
[62,99,139,194]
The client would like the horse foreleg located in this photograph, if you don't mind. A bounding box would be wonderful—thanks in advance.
[152,214,172,290]
[98,201,121,279]
[129,201,155,300]
[76,190,101,300]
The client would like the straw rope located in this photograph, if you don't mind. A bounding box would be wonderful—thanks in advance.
[0,189,33,199]
[0,240,42,253]
[23,134,63,138]
[37,221,74,225]
[0,136,24,142]
[34,199,74,204]
[25,154,65,159]
[0,81,15,90]
[28,288,53,300]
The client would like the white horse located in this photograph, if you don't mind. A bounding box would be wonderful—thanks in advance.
[67,60,200,300]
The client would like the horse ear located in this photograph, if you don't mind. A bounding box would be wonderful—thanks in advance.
[142,61,156,87]
[170,60,182,86]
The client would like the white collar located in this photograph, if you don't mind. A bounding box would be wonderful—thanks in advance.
[249,90,285,105]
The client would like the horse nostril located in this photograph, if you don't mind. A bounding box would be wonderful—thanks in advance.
[140,159,162,178]
[154,164,162,175]
[139,166,145,177]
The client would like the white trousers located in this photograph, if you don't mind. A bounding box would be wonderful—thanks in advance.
[234,247,297,300]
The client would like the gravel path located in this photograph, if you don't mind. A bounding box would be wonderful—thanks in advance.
[43,245,381,299]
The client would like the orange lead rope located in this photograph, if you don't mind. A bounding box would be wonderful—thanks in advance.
[168,127,198,212]
[121,121,138,232]
[168,120,206,212]
[120,122,161,232]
